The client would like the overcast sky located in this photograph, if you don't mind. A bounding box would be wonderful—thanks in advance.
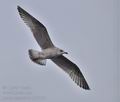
[0,0,119,102]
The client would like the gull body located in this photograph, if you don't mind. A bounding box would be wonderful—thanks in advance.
[17,6,90,90]
[29,47,68,65]
[29,47,67,60]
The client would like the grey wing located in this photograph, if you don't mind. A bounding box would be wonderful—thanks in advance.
[51,55,90,90]
[17,6,54,49]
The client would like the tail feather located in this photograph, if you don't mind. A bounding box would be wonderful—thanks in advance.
[28,49,46,65]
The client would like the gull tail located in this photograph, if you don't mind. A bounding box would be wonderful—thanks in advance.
[28,49,46,65]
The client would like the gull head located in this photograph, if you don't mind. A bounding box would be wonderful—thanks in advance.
[55,48,68,55]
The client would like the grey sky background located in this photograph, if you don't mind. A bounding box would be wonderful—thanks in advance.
[0,0,119,102]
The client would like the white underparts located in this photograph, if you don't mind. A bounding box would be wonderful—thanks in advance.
[28,47,64,65]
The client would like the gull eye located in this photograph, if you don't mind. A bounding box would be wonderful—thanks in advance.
[60,50,63,52]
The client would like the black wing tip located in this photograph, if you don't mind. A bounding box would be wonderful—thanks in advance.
[17,6,25,14]
[82,85,90,90]
[17,5,20,9]
[17,5,22,12]
[81,81,90,90]
[78,82,90,90]
[17,6,23,16]
[17,6,28,16]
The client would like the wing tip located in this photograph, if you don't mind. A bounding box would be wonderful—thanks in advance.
[69,71,90,90]
[78,82,90,90]
[80,80,90,90]
[82,85,90,90]
[17,5,20,9]
[17,5,27,16]
[82,80,90,90]
[17,5,22,12]
[17,5,23,16]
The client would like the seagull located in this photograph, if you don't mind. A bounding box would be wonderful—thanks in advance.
[17,6,90,90]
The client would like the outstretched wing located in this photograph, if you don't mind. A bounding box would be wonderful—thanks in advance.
[17,6,54,49]
[51,55,90,90]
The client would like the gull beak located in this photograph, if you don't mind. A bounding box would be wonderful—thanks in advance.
[64,52,68,54]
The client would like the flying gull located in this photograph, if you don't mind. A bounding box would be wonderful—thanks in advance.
[17,6,90,90]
